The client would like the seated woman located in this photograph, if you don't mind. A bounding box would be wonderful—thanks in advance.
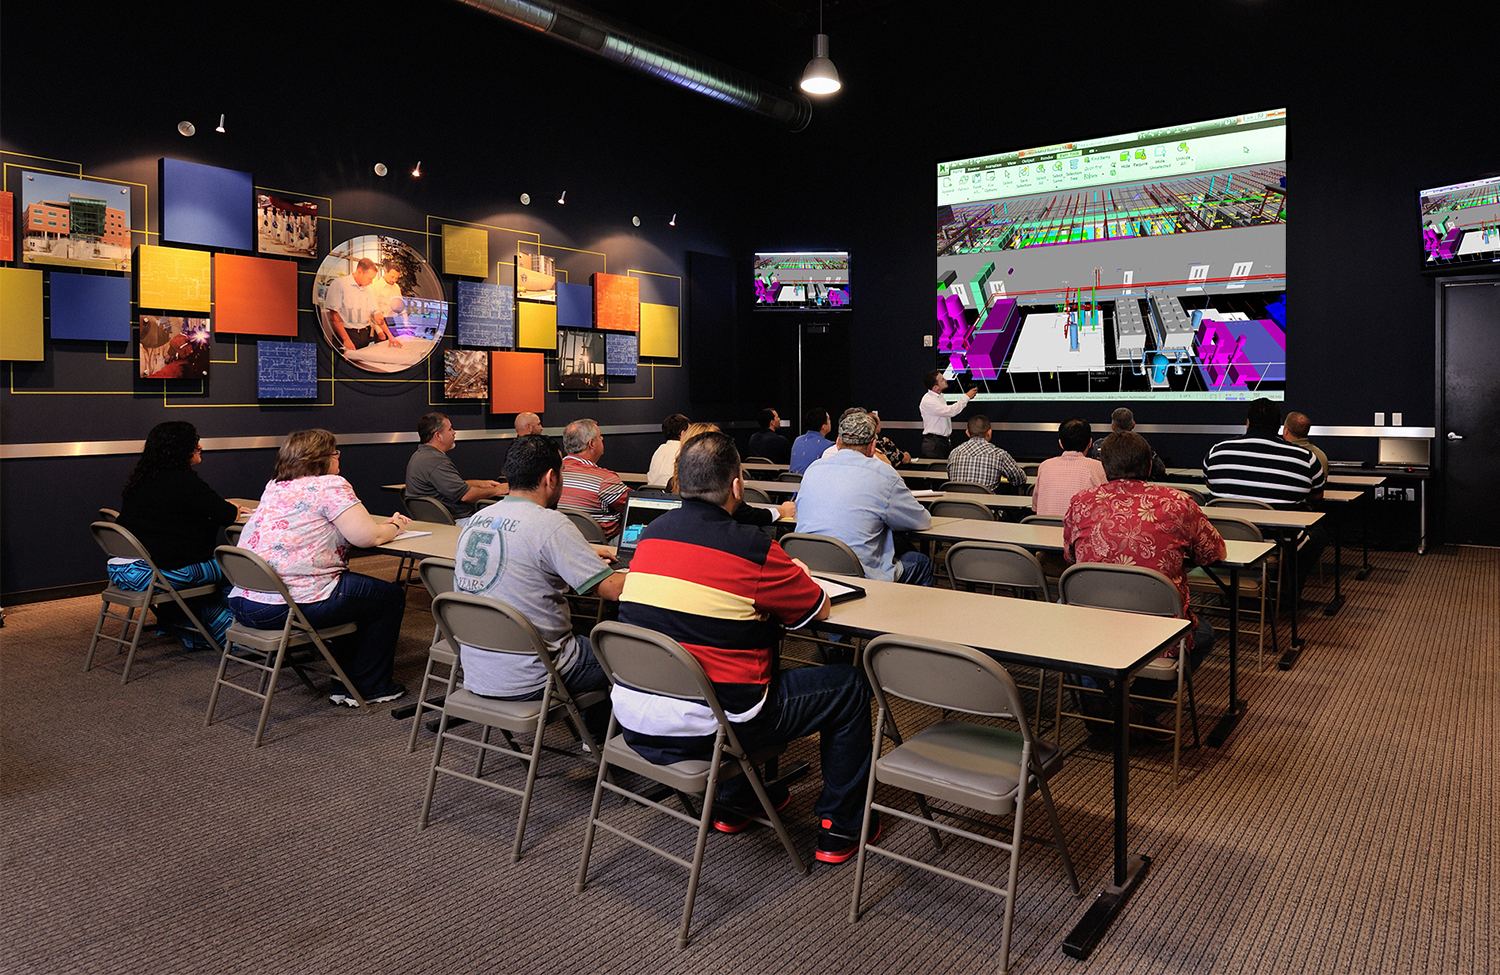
[669,422,795,527]
[113,421,245,650]
[230,429,411,706]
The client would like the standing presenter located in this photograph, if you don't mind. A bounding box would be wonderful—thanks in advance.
[918,369,977,459]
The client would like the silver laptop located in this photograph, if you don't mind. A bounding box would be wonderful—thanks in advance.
[1377,437,1430,468]
[612,495,682,568]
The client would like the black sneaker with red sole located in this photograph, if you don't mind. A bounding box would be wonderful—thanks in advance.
[816,812,881,864]
[711,784,790,834]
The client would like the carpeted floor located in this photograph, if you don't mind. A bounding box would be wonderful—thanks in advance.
[2,547,1495,975]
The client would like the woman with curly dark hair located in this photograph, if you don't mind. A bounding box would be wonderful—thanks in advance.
[113,421,246,649]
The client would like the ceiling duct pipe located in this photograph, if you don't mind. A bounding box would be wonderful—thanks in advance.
[454,0,813,131]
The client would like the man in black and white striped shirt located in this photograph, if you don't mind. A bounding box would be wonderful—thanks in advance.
[1203,398,1326,507]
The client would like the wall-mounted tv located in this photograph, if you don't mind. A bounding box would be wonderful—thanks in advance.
[753,250,850,311]
[1419,174,1500,274]
[936,109,1287,403]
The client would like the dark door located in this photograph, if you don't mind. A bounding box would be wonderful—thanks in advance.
[1440,277,1500,545]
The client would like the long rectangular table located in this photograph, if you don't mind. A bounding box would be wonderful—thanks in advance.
[910,519,1274,747]
[815,572,1189,958]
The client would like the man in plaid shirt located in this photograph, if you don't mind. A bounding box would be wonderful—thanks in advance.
[944,415,1027,493]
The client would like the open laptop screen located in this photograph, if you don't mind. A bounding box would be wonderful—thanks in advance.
[1377,438,1430,468]
[616,496,682,555]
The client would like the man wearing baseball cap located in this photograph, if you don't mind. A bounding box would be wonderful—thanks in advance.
[794,411,934,585]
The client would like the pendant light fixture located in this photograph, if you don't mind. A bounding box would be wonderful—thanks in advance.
[799,0,841,95]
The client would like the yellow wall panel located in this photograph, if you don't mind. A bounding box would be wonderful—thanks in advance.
[442,225,489,278]
[0,268,45,361]
[516,301,557,350]
[138,244,212,312]
[639,302,679,358]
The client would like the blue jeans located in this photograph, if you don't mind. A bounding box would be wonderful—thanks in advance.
[229,570,405,698]
[893,550,934,587]
[477,635,611,738]
[716,663,873,835]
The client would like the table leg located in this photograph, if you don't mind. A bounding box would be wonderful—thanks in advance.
[1063,675,1149,958]
[1208,565,1246,747]
[1279,531,1304,669]
[1355,488,1373,580]
[1324,508,1346,616]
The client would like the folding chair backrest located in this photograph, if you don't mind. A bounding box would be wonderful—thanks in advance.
[1206,497,1274,510]
[864,635,1028,725]
[1020,514,1063,528]
[777,471,803,484]
[98,507,120,524]
[419,557,456,600]
[744,456,774,464]
[940,480,992,495]
[1202,512,1263,543]
[405,496,457,525]
[946,541,1048,596]
[780,532,864,577]
[741,486,772,505]
[223,524,243,546]
[431,592,546,660]
[215,545,298,604]
[590,621,720,713]
[565,511,608,544]
[91,521,151,564]
[930,500,994,522]
[1059,563,1181,619]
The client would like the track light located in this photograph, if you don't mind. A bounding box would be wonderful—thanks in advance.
[669,213,677,227]
[411,161,422,177]
[557,190,566,204]
[374,163,388,176]
[215,114,226,134]
[800,1,841,95]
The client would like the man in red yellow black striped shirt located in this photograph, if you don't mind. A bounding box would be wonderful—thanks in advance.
[615,432,879,864]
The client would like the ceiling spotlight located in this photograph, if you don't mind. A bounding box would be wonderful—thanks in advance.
[557,191,566,205]
[520,193,531,205]
[411,161,422,177]
[669,213,677,227]
[632,216,641,227]
[177,121,196,137]
[800,1,841,95]
[374,163,388,177]
[215,114,226,134]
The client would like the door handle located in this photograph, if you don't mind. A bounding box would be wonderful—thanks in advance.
[1447,432,1464,441]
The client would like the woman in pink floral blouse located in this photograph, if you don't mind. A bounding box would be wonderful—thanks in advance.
[230,429,412,706]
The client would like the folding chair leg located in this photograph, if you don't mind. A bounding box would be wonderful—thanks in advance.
[574,719,617,893]
[252,646,289,748]
[510,710,551,863]
[419,711,451,829]
[1032,772,1080,894]
[675,752,723,949]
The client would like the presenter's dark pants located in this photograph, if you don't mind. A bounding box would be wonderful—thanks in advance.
[921,434,951,459]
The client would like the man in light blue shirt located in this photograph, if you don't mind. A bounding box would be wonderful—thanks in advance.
[794,412,934,585]
[789,407,834,474]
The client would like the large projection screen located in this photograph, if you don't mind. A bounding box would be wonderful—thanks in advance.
[936,109,1287,403]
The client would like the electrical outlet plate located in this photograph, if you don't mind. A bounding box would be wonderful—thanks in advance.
[923,335,934,347]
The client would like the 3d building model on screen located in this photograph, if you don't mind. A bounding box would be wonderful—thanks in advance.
[1419,174,1500,270]
[753,251,850,310]
[936,110,1287,402]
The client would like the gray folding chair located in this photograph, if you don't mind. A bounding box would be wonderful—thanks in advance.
[939,480,993,495]
[403,495,456,525]
[744,455,774,464]
[945,541,1055,725]
[207,545,368,748]
[576,621,807,949]
[1207,497,1287,616]
[564,511,608,544]
[223,523,243,546]
[741,486,773,504]
[407,557,457,753]
[97,507,120,523]
[1057,563,1198,789]
[851,636,1080,975]
[1193,513,1277,672]
[85,521,224,684]
[777,471,803,484]
[419,592,606,862]
[780,532,863,577]
[930,499,994,522]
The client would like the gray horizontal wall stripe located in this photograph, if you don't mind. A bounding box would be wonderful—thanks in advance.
[880,420,1436,438]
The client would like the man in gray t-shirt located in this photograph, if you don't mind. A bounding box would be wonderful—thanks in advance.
[452,435,625,701]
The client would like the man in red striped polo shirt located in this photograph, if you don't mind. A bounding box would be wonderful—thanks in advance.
[558,418,630,538]
[614,432,878,864]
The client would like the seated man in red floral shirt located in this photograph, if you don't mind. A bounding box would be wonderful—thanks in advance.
[1063,430,1226,729]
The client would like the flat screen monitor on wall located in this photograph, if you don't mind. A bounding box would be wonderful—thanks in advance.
[936,109,1288,403]
[1419,174,1500,273]
[753,251,850,311]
